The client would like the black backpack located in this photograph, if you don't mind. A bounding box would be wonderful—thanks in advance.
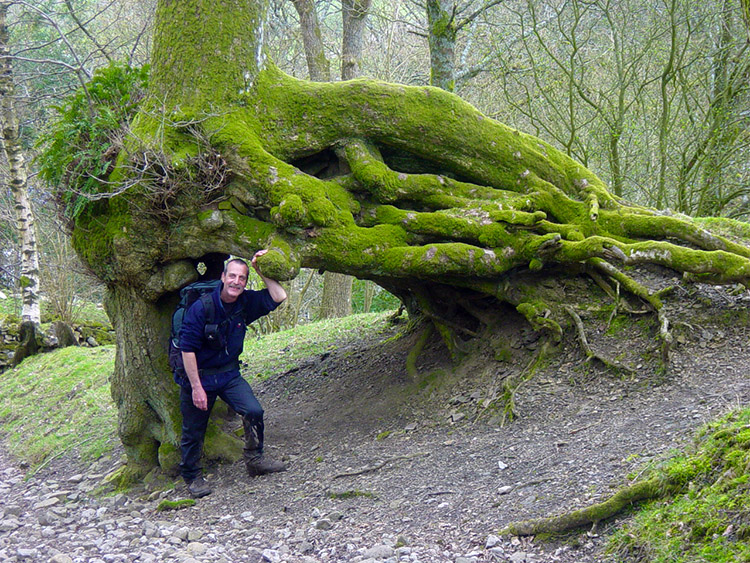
[168,279,223,372]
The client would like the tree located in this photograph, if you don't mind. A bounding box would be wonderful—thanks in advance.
[0,1,40,324]
[487,0,750,215]
[40,0,750,483]
[422,0,504,92]
[292,0,372,319]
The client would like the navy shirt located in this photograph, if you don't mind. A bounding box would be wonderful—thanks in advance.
[178,282,280,390]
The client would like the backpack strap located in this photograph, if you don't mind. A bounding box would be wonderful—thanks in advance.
[200,292,220,345]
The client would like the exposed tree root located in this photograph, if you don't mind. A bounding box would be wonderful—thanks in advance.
[563,305,635,375]
[500,477,667,537]
[405,323,434,380]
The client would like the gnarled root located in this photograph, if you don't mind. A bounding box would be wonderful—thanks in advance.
[563,305,635,375]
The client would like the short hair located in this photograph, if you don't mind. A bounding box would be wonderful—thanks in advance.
[223,258,249,275]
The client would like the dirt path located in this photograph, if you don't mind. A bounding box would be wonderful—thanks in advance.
[2,293,750,562]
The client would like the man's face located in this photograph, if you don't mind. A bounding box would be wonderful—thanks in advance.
[220,262,249,302]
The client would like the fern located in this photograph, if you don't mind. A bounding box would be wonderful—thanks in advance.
[35,63,149,223]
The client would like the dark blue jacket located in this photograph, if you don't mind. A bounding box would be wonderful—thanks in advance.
[178,282,280,390]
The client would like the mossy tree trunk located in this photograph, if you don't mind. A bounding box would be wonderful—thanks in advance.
[104,285,182,479]
[64,0,750,481]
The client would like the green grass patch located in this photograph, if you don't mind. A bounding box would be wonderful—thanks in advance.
[0,345,117,468]
[241,311,395,380]
[0,294,21,319]
[156,498,196,511]
[608,408,750,562]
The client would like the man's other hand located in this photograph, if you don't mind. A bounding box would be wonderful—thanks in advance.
[192,386,208,410]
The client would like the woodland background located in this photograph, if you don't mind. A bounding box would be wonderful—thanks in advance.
[3,0,750,326]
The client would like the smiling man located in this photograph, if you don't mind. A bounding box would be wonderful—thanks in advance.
[176,250,288,498]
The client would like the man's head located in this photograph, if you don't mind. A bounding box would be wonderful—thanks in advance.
[220,259,249,303]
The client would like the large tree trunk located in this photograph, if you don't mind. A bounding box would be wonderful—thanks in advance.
[49,0,750,481]
[0,2,40,324]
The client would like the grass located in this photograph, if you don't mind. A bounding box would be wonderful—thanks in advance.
[241,311,396,380]
[607,407,750,562]
[0,310,397,472]
[0,345,117,468]
[0,293,110,326]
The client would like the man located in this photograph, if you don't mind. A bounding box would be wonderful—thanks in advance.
[177,250,287,498]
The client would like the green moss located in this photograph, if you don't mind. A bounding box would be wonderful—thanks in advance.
[376,430,392,441]
[308,197,337,227]
[608,408,750,562]
[157,441,180,473]
[203,423,243,463]
[156,498,196,511]
[494,348,512,362]
[277,194,307,226]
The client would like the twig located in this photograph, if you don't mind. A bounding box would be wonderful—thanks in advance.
[569,422,596,435]
[29,437,95,478]
[331,452,430,479]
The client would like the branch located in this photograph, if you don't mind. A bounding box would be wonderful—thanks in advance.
[63,0,113,63]
[456,0,506,32]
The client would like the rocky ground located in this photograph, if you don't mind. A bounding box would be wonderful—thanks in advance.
[1,281,750,563]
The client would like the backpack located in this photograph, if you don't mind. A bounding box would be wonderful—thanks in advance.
[168,279,223,372]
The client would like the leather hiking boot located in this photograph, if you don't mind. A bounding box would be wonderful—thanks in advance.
[245,456,288,477]
[186,476,212,498]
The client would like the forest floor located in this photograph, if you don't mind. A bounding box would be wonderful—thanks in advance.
[3,276,750,562]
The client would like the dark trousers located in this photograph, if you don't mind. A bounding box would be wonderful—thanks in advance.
[179,375,264,482]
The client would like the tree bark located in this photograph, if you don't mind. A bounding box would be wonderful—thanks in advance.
[48,0,750,480]
[0,2,41,324]
[292,0,331,82]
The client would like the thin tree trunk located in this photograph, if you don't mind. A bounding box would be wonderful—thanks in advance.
[341,0,371,80]
[320,271,353,319]
[292,0,331,81]
[319,0,373,318]
[426,0,457,91]
[0,2,40,324]
[363,280,375,313]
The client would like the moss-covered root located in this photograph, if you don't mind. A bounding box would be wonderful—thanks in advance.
[500,477,664,537]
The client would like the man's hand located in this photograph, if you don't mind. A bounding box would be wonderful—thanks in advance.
[251,249,287,304]
[182,351,208,410]
[251,249,268,276]
[192,385,208,410]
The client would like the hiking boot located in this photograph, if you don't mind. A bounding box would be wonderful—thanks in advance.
[186,476,212,498]
[245,455,288,477]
